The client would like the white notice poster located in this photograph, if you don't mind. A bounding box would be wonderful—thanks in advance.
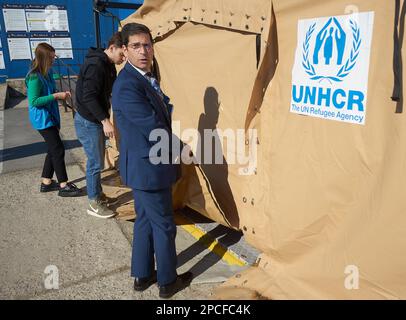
[7,38,31,60]
[45,7,69,32]
[30,38,51,58]
[56,10,69,32]
[26,9,47,32]
[2,9,28,31]
[51,37,73,59]
[0,51,5,69]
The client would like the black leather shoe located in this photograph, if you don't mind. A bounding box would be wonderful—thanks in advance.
[159,271,193,299]
[40,180,60,193]
[58,182,82,197]
[134,271,157,291]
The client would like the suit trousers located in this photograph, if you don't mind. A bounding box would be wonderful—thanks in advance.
[131,187,178,286]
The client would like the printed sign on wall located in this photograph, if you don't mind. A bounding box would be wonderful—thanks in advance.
[51,35,73,59]
[290,12,374,125]
[29,36,52,58]
[2,6,28,31]
[7,34,31,60]
[2,4,73,61]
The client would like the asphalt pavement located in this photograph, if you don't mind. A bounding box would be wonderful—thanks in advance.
[0,94,254,300]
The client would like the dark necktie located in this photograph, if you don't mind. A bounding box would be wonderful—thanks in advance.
[145,72,164,100]
[145,72,169,118]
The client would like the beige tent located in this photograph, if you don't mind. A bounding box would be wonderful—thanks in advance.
[114,0,406,299]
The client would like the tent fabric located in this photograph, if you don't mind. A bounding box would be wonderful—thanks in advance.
[119,0,406,299]
[153,21,261,229]
[123,0,271,38]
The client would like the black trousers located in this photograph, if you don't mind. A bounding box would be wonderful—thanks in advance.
[38,126,68,182]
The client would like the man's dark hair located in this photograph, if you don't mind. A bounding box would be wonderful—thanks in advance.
[108,31,123,48]
[121,23,153,46]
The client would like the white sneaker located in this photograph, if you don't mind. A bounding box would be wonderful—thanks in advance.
[87,200,116,219]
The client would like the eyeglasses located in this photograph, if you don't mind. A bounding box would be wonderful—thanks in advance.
[127,42,153,52]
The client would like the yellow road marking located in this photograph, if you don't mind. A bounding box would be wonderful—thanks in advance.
[174,214,247,267]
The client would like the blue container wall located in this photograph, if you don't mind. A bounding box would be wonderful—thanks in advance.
[0,0,142,80]
[99,0,143,48]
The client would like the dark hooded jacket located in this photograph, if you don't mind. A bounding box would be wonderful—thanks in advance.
[75,47,116,123]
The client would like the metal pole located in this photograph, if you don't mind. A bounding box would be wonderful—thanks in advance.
[66,67,75,118]
[94,10,101,48]
[67,67,72,93]
[56,59,67,113]
[103,2,142,10]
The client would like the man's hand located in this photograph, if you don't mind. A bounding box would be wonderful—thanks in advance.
[101,118,115,138]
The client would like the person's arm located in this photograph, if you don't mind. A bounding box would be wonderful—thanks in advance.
[163,94,174,114]
[101,118,114,138]
[112,80,167,141]
[26,74,55,108]
[81,64,109,122]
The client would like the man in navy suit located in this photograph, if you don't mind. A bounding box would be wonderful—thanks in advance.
[112,23,192,298]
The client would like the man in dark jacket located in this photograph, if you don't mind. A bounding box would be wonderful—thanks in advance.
[112,23,192,299]
[74,32,124,218]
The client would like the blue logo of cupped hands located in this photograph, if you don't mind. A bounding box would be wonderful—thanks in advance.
[302,17,361,83]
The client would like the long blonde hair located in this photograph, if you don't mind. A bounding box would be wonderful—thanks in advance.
[30,43,55,77]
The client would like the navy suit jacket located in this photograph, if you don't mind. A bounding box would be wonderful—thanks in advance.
[112,62,180,190]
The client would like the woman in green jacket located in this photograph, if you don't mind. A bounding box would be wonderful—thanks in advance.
[26,43,81,197]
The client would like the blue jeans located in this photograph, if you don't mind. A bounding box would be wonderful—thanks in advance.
[74,112,105,200]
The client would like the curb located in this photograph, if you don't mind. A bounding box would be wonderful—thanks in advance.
[0,83,7,111]
[174,212,248,267]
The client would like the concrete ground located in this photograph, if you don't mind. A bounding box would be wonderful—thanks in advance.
[0,94,251,300]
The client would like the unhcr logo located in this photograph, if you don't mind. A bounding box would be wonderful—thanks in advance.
[290,12,374,125]
[302,17,361,82]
